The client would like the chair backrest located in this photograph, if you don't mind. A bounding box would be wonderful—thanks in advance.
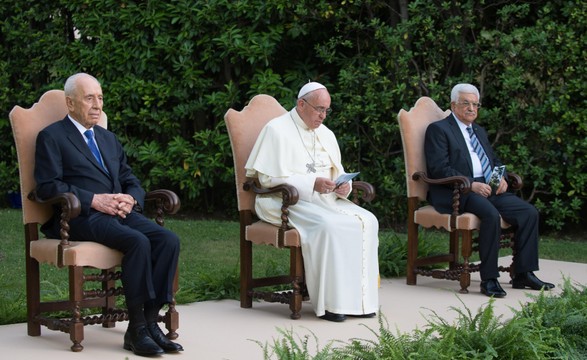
[9,90,107,225]
[397,97,451,201]
[225,95,287,212]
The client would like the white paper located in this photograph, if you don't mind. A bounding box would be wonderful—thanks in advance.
[335,172,360,187]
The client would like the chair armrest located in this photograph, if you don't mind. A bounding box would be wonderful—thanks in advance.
[507,172,523,191]
[412,171,472,193]
[145,189,181,226]
[28,191,81,249]
[28,190,82,219]
[413,171,471,222]
[244,178,299,231]
[145,189,181,214]
[243,178,299,206]
[351,181,375,203]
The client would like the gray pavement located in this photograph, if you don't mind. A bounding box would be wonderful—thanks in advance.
[2,256,586,359]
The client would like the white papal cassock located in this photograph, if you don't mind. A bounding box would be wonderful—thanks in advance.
[245,108,379,317]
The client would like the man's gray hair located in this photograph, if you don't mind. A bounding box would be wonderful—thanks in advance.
[451,83,480,102]
[64,73,100,97]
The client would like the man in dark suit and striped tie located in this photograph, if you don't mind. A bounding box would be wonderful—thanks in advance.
[424,83,554,298]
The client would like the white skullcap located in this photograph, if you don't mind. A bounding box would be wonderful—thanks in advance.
[297,81,326,99]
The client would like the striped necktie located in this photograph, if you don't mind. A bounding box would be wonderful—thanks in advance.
[466,127,492,183]
[84,129,107,171]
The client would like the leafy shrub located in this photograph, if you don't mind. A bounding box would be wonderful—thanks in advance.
[515,279,587,358]
[378,229,447,277]
[261,280,586,359]
[254,327,335,360]
[0,1,584,231]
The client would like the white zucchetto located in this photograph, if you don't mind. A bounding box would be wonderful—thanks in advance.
[297,81,326,99]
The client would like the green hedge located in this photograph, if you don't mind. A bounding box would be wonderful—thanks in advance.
[0,0,585,230]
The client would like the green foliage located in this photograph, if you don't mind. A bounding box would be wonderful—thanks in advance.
[179,270,240,303]
[254,327,335,360]
[0,0,585,231]
[0,278,25,325]
[132,123,235,214]
[414,299,562,359]
[515,279,587,358]
[0,156,19,207]
[377,231,407,277]
[264,284,587,359]
[378,229,447,277]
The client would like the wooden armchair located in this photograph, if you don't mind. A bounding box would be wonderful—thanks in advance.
[9,90,181,352]
[225,94,375,319]
[397,97,518,293]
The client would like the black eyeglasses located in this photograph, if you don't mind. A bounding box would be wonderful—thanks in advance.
[302,98,332,115]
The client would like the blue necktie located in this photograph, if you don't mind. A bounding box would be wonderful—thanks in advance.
[84,129,106,171]
[467,127,492,183]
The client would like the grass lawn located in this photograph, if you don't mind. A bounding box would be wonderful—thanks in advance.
[0,207,585,325]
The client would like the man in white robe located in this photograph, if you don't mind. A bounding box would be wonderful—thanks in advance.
[245,82,379,322]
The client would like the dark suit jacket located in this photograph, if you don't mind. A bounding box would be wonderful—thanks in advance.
[34,116,145,236]
[424,113,505,213]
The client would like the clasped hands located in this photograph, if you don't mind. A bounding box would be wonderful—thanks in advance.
[472,178,508,198]
[314,177,350,196]
[91,193,135,218]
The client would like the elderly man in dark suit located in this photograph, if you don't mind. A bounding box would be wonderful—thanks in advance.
[424,83,554,298]
[34,73,183,356]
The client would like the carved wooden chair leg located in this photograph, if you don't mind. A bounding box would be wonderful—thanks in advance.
[102,268,116,328]
[69,266,85,352]
[163,304,179,340]
[449,231,459,270]
[459,231,473,294]
[26,253,42,337]
[240,235,254,309]
[289,247,304,320]
[406,202,419,285]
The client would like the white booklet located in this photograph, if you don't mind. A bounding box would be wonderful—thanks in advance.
[335,172,360,188]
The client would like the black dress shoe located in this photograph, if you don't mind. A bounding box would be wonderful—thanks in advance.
[123,325,164,356]
[319,311,346,322]
[147,322,184,353]
[347,312,376,318]
[480,278,507,298]
[512,271,555,290]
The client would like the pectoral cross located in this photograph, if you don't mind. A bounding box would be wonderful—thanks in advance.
[306,162,316,173]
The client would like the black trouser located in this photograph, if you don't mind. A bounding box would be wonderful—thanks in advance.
[460,191,539,280]
[69,211,180,307]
